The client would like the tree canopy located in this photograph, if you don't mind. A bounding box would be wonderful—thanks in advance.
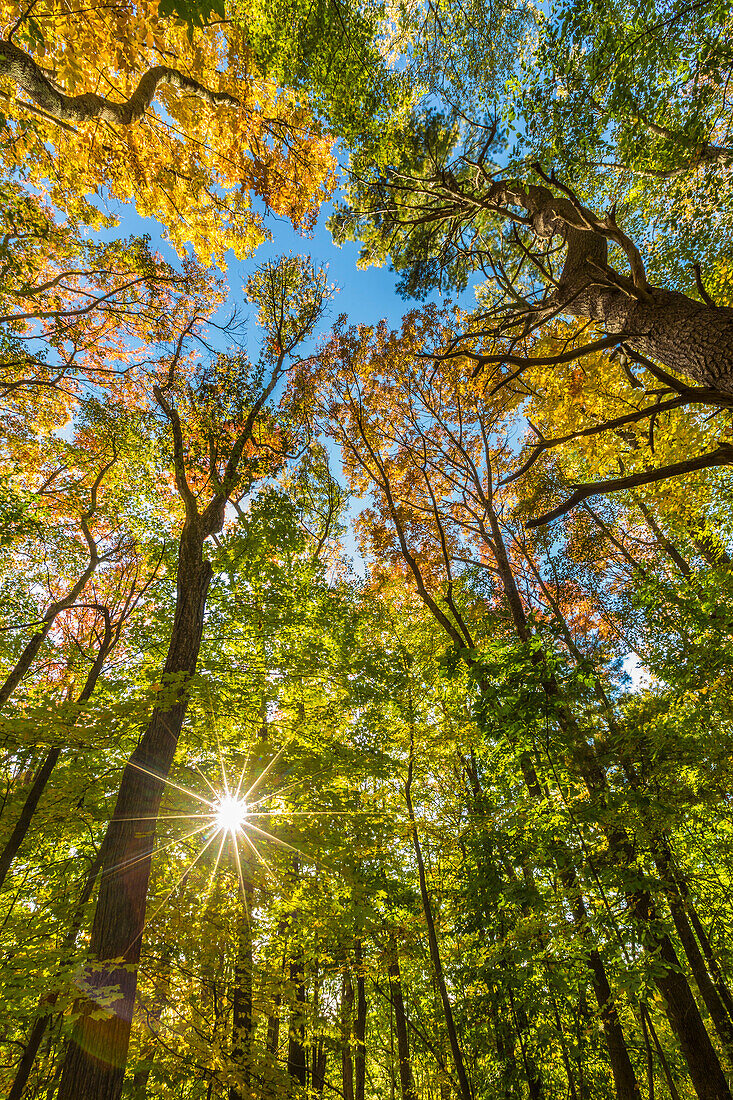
[3,2,733,1100]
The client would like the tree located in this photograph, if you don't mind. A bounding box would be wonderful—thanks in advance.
[318,311,733,1099]
[0,0,338,264]
[332,0,733,516]
[56,255,332,1100]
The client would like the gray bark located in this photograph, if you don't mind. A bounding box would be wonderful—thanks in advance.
[0,38,239,127]
[488,180,733,395]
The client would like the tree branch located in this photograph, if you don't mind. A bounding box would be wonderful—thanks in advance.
[527,445,733,528]
[0,38,240,127]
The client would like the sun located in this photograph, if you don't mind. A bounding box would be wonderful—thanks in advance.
[213,794,248,834]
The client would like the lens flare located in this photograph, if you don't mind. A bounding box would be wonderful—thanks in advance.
[214,795,248,834]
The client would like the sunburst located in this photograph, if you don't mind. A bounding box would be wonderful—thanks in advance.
[213,794,249,834]
[112,739,324,937]
[102,732,384,948]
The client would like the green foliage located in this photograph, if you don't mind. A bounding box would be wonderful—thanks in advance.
[3,2,733,1097]
[236,0,409,146]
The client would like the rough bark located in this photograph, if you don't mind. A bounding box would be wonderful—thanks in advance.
[487,180,733,395]
[0,38,240,127]
[56,523,212,1100]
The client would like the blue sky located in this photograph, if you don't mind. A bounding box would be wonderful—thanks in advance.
[99,188,425,338]
[99,183,455,574]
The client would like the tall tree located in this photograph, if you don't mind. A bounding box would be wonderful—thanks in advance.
[56,255,331,1100]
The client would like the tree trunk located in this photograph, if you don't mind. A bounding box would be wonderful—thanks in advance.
[517,750,642,1100]
[404,753,473,1100]
[230,881,255,1100]
[654,849,733,1063]
[288,952,307,1087]
[311,966,327,1099]
[524,532,733,1075]
[549,992,580,1100]
[485,510,643,1100]
[488,180,733,394]
[267,917,290,1059]
[667,859,733,1027]
[312,1042,327,1097]
[490,500,731,1100]
[354,939,367,1100]
[387,943,417,1100]
[342,973,355,1100]
[644,1006,684,1100]
[56,524,211,1100]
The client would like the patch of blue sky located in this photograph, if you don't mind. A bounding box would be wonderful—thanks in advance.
[78,176,468,570]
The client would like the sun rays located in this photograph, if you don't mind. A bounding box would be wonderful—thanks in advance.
[213,794,249,833]
[100,727,385,950]
[115,738,316,930]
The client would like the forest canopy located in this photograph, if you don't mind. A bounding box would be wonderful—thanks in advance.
[2,1,733,1100]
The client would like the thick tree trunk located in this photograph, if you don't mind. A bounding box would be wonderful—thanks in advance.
[571,268,733,394]
[488,181,733,394]
[56,524,211,1100]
